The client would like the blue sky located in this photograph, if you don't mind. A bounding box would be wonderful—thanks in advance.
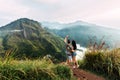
[0,0,120,29]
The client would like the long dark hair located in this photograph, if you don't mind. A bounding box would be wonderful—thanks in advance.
[72,40,77,50]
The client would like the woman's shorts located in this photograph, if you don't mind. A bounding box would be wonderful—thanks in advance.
[72,52,77,57]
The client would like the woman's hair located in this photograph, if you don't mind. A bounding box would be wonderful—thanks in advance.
[72,40,77,50]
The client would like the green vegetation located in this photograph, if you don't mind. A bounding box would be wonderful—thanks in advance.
[0,59,73,80]
[54,65,73,79]
[45,22,120,48]
[0,18,66,61]
[0,49,73,80]
[0,18,73,80]
[80,49,120,80]
[2,18,120,80]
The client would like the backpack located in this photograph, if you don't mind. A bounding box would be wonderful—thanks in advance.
[66,44,72,53]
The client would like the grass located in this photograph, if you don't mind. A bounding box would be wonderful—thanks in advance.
[78,38,120,80]
[0,49,74,80]
[79,49,120,80]
[79,37,120,80]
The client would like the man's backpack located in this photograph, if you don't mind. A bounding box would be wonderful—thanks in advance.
[66,44,72,53]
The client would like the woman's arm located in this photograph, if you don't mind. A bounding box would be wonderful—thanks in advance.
[71,46,74,52]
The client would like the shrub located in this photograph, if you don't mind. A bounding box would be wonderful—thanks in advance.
[83,51,105,72]
[0,56,74,80]
[54,65,73,80]
[81,49,120,80]
[0,49,74,80]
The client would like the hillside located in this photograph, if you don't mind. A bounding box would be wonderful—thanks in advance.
[42,21,120,48]
[0,18,65,60]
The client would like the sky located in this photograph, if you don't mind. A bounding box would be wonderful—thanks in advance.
[0,0,120,29]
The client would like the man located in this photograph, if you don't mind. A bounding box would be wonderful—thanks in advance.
[64,35,72,65]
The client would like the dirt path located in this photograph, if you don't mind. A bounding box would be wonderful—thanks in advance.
[61,62,105,80]
[72,67,105,80]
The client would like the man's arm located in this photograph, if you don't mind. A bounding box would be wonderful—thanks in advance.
[64,35,69,44]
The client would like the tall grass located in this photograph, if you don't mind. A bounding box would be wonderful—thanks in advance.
[80,45,120,80]
[0,49,73,80]
[79,37,120,80]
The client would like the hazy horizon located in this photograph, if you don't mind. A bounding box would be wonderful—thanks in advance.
[0,0,120,29]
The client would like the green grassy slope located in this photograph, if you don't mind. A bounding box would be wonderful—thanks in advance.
[0,18,65,61]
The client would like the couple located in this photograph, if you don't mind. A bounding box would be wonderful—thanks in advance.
[64,35,79,68]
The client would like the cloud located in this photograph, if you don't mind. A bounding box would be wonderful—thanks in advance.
[85,8,120,28]
[0,0,31,26]
[0,0,120,28]
[0,29,23,33]
[0,0,30,16]
[34,0,60,4]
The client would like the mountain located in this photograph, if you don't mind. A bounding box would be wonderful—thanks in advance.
[41,21,63,29]
[42,21,120,48]
[0,18,65,60]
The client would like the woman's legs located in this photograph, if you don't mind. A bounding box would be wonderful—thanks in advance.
[72,56,76,68]
[75,58,79,68]
[73,56,79,68]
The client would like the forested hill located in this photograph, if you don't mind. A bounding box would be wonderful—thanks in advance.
[0,18,65,61]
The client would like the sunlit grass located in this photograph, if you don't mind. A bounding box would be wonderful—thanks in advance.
[80,49,120,80]
[0,49,74,80]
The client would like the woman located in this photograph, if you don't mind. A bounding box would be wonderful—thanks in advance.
[71,40,79,68]
[64,35,72,65]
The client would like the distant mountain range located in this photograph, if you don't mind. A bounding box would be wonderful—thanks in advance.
[0,18,65,60]
[42,21,120,48]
